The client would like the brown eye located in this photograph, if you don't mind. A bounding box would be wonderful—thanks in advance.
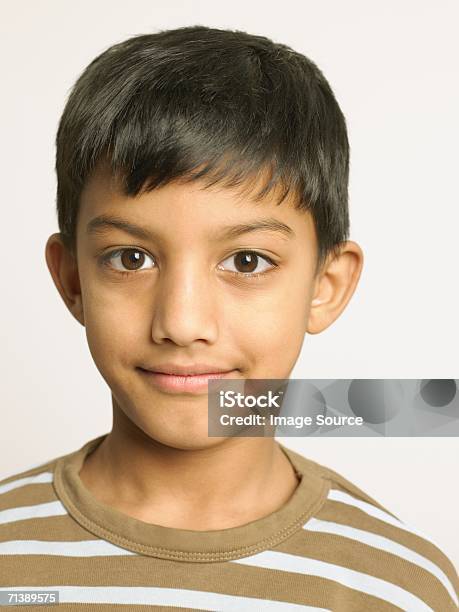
[234,252,258,273]
[103,248,156,273]
[120,249,145,270]
[218,251,276,276]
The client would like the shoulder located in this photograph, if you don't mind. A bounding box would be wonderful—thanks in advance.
[281,444,459,611]
[0,457,63,525]
[0,458,59,496]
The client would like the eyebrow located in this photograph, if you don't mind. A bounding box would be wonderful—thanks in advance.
[86,214,295,241]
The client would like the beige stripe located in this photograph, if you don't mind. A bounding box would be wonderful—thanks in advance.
[0,516,93,542]
[0,484,57,511]
[0,555,399,610]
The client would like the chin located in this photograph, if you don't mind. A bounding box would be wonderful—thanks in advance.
[154,433,230,452]
[133,417,226,451]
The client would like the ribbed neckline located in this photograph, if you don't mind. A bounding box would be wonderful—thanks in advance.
[53,434,329,562]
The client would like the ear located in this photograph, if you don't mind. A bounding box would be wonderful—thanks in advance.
[44,233,85,326]
[307,241,363,334]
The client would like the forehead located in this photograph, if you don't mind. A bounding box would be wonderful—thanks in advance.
[77,161,317,247]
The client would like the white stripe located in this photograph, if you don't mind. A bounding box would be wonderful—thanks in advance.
[0,539,137,557]
[3,586,328,610]
[232,550,434,612]
[0,472,53,495]
[0,501,67,525]
[303,517,458,607]
[327,489,443,550]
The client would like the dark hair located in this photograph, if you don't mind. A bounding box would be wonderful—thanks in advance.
[56,25,350,274]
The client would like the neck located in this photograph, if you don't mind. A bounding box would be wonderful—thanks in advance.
[78,400,300,530]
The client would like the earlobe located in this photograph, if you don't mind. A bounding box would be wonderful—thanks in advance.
[44,233,85,326]
[306,241,364,335]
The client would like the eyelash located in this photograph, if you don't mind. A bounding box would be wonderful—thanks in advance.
[99,248,278,280]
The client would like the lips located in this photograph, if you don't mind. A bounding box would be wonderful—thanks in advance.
[139,363,235,376]
[138,367,238,394]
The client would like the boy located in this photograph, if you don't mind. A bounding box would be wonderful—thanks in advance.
[1,25,457,611]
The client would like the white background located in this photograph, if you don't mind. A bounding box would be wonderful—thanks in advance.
[0,1,458,567]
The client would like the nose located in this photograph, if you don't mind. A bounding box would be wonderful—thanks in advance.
[151,260,219,346]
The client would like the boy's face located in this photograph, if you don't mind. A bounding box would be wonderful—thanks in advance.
[46,163,362,451]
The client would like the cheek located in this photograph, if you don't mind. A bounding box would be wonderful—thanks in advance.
[257,276,310,333]
[229,279,310,374]
[82,287,147,377]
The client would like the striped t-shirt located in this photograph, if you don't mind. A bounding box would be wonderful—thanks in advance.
[1,434,458,611]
